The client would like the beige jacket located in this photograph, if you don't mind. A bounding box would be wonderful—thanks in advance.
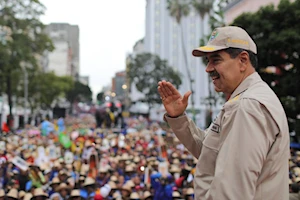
[165,72,290,200]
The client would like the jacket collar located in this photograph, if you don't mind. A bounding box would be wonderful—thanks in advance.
[228,72,262,101]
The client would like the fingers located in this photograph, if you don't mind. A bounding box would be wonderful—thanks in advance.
[182,91,192,105]
[158,80,180,97]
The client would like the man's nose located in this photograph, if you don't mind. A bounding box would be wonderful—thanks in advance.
[205,64,214,73]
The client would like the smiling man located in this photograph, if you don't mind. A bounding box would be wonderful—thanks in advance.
[158,26,290,200]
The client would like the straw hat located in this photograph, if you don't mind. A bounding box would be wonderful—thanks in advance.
[6,188,18,199]
[172,191,181,198]
[112,192,121,199]
[83,177,95,187]
[108,181,117,190]
[170,165,181,173]
[121,184,132,192]
[0,189,4,197]
[110,175,118,182]
[69,189,81,198]
[57,183,70,191]
[23,193,33,200]
[50,177,60,186]
[32,188,48,199]
[186,187,194,195]
[130,192,140,200]
[125,165,134,172]
[126,180,135,188]
[173,159,180,165]
[19,190,26,198]
[295,167,300,173]
[295,177,300,183]
[99,167,108,173]
[143,191,152,199]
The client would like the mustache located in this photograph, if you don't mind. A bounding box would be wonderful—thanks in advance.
[209,71,220,77]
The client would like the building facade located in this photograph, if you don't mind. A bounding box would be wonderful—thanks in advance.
[224,0,281,24]
[44,23,80,79]
[144,0,212,128]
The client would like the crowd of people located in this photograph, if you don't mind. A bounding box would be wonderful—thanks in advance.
[0,114,196,200]
[0,112,297,199]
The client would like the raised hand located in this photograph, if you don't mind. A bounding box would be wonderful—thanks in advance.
[158,80,191,117]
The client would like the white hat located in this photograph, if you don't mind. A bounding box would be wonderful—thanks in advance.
[32,188,48,198]
[143,191,152,199]
[23,193,33,200]
[83,177,95,187]
[186,187,194,195]
[69,189,81,197]
[130,192,140,199]
[0,189,4,197]
[6,188,18,199]
[172,191,181,198]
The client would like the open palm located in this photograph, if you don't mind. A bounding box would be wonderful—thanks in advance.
[158,80,191,117]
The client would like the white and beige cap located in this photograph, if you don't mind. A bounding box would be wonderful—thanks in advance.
[192,26,257,57]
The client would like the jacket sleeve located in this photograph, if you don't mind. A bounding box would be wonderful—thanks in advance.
[206,98,278,200]
[164,114,206,159]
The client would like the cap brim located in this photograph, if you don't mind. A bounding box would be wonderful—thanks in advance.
[192,45,228,57]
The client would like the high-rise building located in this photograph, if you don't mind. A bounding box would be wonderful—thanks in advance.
[44,23,80,79]
[144,0,211,128]
[112,71,126,98]
[224,0,281,24]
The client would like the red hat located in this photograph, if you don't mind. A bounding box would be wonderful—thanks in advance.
[94,194,103,200]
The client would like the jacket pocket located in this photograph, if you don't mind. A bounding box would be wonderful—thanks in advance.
[197,131,220,175]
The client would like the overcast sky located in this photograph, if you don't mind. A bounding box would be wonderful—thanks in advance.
[40,0,146,97]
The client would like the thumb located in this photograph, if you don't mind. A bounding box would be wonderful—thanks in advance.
[182,91,192,105]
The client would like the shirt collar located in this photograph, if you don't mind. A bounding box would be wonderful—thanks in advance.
[228,72,262,101]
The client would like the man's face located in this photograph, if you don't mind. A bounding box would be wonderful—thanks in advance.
[206,50,244,95]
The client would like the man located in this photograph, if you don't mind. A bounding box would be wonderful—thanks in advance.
[158,26,290,200]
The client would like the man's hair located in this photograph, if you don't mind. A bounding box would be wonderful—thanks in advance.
[224,48,258,68]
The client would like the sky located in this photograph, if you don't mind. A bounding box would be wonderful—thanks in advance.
[40,0,146,97]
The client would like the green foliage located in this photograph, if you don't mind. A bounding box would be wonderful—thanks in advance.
[191,0,214,19]
[231,0,300,134]
[167,0,190,23]
[0,0,54,116]
[66,81,92,104]
[127,53,182,106]
[24,71,73,109]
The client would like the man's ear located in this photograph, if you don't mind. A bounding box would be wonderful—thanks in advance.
[239,51,249,72]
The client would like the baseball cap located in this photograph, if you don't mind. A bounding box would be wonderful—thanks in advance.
[192,26,257,57]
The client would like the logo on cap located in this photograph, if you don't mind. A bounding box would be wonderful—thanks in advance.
[209,30,218,41]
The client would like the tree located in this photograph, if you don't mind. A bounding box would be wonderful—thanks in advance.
[66,81,93,104]
[96,92,104,105]
[38,72,73,109]
[0,0,54,127]
[127,53,182,109]
[167,0,197,121]
[231,0,300,137]
[191,0,214,36]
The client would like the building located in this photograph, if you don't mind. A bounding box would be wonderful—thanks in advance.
[112,71,126,99]
[224,0,281,24]
[79,75,90,86]
[144,0,212,128]
[44,23,80,79]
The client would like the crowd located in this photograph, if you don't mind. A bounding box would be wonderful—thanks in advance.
[0,113,298,199]
[0,114,196,200]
